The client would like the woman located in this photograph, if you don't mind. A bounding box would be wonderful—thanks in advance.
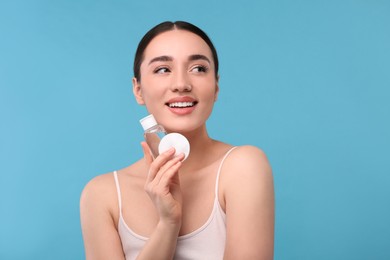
[80,21,274,260]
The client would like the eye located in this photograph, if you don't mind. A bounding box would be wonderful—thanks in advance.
[191,65,208,73]
[154,67,171,74]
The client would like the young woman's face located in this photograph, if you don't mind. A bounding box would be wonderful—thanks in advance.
[133,29,219,134]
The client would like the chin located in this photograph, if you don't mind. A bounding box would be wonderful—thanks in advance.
[166,123,206,135]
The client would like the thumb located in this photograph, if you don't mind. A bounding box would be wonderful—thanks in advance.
[141,141,154,165]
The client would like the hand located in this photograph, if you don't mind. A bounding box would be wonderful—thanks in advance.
[141,142,185,226]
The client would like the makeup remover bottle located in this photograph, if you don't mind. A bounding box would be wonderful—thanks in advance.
[140,114,190,160]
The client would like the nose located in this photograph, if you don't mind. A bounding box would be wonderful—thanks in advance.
[171,70,192,92]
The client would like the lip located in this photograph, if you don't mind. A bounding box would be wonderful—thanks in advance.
[166,96,197,104]
[165,96,198,115]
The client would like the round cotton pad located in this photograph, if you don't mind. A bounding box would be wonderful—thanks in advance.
[158,133,190,160]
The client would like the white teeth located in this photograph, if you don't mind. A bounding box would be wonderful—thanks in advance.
[169,102,194,108]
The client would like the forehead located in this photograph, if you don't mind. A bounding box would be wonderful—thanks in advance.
[143,30,213,61]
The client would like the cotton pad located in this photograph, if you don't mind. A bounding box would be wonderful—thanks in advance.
[158,133,190,161]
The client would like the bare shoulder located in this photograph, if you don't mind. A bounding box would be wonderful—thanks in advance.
[80,172,129,259]
[226,145,272,177]
[220,145,273,200]
[81,172,116,200]
[221,148,274,258]
[80,172,118,218]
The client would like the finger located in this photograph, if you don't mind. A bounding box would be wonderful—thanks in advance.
[145,159,182,198]
[151,154,184,185]
[156,152,184,173]
[146,147,176,183]
[157,159,182,188]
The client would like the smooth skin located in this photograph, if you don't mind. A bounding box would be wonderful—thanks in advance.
[80,29,274,260]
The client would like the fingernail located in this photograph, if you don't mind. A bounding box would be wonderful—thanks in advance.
[175,153,185,160]
[166,147,175,153]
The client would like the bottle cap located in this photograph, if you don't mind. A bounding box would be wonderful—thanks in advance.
[159,133,190,161]
[140,114,157,131]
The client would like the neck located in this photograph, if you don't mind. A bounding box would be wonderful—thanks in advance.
[178,125,217,168]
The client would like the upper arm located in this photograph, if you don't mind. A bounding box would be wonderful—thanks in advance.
[223,146,274,260]
[80,174,125,260]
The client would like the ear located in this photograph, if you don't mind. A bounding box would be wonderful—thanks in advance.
[214,75,220,102]
[133,77,145,105]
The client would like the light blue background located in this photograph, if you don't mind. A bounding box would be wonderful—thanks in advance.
[1,0,389,259]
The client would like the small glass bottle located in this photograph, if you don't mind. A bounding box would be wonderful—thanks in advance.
[140,114,166,159]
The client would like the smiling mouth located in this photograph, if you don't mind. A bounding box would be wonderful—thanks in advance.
[167,101,198,108]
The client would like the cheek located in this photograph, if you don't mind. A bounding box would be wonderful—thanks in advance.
[138,85,166,111]
[201,81,218,99]
[140,90,157,106]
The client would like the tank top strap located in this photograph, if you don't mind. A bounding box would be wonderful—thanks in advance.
[113,171,122,212]
[215,146,238,197]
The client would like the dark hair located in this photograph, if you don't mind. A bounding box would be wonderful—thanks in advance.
[133,21,219,82]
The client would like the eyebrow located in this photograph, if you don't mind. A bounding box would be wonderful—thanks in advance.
[188,54,211,64]
[148,54,211,65]
[148,55,173,65]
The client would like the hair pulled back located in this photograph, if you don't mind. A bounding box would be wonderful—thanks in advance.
[133,21,219,82]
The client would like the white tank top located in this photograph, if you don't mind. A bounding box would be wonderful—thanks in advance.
[113,147,236,260]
